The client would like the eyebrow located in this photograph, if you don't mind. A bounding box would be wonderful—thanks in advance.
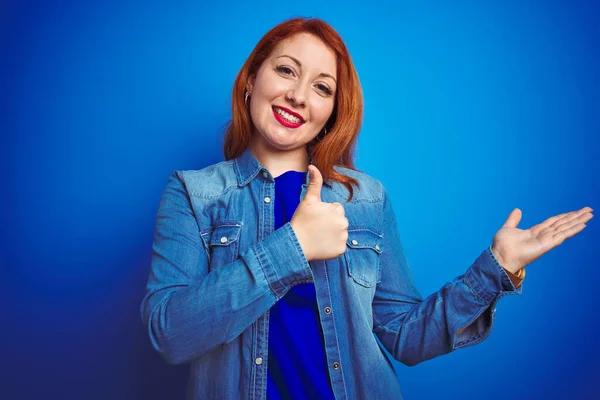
[276,55,337,84]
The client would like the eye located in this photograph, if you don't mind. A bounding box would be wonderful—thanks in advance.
[276,65,295,76]
[316,83,333,96]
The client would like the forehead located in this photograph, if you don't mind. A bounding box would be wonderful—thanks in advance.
[270,33,337,76]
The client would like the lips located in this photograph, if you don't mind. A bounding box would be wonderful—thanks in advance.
[273,106,305,122]
[272,106,305,129]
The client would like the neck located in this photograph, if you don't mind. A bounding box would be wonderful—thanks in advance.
[248,137,309,178]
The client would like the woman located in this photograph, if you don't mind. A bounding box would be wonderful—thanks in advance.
[140,17,593,399]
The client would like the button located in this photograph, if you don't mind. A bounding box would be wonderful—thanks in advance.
[255,357,263,365]
[375,244,380,251]
[324,307,331,314]
[351,239,358,246]
[264,197,271,203]
[262,171,268,178]
[220,236,228,244]
[332,362,340,370]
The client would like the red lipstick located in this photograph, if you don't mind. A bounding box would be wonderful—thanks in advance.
[272,106,305,129]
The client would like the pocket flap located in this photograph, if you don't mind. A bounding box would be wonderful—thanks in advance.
[346,229,383,253]
[209,223,242,247]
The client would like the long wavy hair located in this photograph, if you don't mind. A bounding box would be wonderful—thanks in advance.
[223,17,363,200]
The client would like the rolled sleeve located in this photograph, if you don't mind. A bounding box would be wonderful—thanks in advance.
[254,222,313,299]
[463,246,523,304]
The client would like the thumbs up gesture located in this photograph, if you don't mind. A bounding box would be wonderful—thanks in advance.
[290,165,349,262]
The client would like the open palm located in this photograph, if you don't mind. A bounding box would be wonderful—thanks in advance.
[491,207,593,274]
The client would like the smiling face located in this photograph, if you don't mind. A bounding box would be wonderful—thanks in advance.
[246,32,337,162]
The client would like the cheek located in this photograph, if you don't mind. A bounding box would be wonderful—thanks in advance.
[254,71,289,100]
[311,98,335,124]
[251,84,286,119]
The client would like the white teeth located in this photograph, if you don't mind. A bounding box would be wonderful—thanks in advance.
[275,107,302,124]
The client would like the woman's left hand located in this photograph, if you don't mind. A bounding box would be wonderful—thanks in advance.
[491,207,594,274]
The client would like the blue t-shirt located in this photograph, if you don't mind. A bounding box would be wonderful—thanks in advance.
[266,170,335,400]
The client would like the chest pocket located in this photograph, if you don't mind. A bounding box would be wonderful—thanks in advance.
[344,228,383,288]
[200,222,243,269]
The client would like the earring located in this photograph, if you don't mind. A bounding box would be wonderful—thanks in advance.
[316,127,327,142]
[244,90,250,107]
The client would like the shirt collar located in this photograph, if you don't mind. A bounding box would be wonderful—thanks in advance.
[233,146,329,188]
[233,147,264,187]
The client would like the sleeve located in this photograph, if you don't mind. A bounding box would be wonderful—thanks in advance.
[371,187,523,366]
[140,171,312,365]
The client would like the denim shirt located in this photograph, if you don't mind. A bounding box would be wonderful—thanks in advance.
[140,147,522,400]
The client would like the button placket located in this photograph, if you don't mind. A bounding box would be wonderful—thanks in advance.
[311,261,346,393]
[250,181,274,397]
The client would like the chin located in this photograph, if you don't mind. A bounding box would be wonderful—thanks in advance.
[264,130,306,151]
[267,140,303,152]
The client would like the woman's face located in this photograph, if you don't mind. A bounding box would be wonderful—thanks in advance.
[247,33,337,153]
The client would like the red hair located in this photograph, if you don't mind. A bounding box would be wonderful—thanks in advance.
[223,17,363,201]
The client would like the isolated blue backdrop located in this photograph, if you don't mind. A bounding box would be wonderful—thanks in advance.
[2,0,598,399]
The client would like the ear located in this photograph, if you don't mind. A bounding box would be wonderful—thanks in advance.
[246,74,255,94]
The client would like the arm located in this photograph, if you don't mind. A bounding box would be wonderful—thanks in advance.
[140,172,312,365]
[372,188,522,366]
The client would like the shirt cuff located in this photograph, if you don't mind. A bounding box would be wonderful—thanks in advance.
[463,247,523,304]
[253,222,314,298]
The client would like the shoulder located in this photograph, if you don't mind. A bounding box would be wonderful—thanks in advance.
[329,166,385,204]
[171,160,239,199]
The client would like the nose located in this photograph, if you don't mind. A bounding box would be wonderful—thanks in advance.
[286,82,307,107]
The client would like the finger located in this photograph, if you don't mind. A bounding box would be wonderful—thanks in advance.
[304,165,323,203]
[547,213,594,240]
[538,212,578,236]
[341,229,349,243]
[532,207,592,235]
[530,212,569,235]
[539,209,593,236]
[502,208,522,229]
[552,211,594,233]
[331,202,345,216]
[543,212,592,245]
[551,223,587,246]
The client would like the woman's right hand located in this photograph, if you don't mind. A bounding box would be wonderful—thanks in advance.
[290,165,349,261]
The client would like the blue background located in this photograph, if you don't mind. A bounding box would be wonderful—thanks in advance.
[2,0,598,399]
